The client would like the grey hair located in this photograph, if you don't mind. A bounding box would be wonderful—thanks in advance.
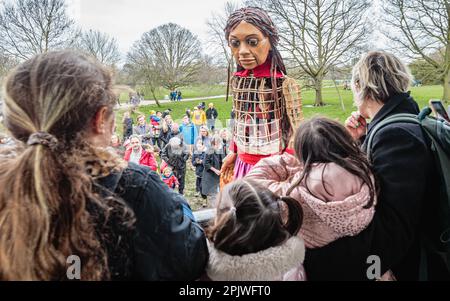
[169,137,182,147]
[351,51,412,105]
[129,134,141,143]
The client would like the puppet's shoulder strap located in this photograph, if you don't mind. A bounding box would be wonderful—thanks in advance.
[282,76,304,129]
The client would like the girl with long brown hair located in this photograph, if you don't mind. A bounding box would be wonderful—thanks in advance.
[246,117,378,248]
[0,50,207,280]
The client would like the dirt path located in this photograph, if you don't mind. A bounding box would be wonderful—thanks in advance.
[115,95,229,110]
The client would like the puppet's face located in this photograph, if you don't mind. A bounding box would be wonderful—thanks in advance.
[228,21,271,70]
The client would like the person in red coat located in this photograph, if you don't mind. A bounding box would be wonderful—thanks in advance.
[124,134,157,171]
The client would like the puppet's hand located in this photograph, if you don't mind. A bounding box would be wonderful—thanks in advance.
[221,152,237,173]
[220,153,237,189]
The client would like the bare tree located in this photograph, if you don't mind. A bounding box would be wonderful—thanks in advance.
[126,41,162,107]
[0,52,17,80]
[127,23,202,94]
[206,1,241,68]
[329,65,353,111]
[77,29,121,67]
[247,0,371,106]
[195,55,227,84]
[383,0,450,103]
[0,0,79,61]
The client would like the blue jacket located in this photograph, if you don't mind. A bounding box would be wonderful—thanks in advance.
[180,122,198,145]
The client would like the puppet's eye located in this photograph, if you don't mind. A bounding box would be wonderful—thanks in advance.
[230,39,240,48]
[247,38,259,47]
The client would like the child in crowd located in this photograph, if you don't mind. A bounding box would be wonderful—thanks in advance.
[149,110,162,148]
[205,179,306,281]
[202,135,226,207]
[161,166,179,191]
[246,117,395,280]
[142,144,159,171]
[192,140,207,201]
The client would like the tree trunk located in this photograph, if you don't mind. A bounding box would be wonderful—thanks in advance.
[443,69,450,104]
[333,79,345,111]
[314,76,324,106]
[151,88,161,107]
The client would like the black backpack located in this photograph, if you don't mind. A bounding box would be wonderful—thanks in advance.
[366,107,450,280]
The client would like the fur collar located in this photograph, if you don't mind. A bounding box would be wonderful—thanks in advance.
[206,236,305,281]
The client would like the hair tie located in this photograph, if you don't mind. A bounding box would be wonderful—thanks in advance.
[229,206,236,216]
[27,132,58,150]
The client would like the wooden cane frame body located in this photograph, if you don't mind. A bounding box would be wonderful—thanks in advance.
[231,75,284,155]
[231,75,303,155]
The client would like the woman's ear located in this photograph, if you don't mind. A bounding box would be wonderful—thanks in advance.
[92,107,109,134]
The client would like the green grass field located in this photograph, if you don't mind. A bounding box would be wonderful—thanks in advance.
[114,84,445,210]
[116,85,444,134]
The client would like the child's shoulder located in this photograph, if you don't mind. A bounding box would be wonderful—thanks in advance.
[307,162,366,200]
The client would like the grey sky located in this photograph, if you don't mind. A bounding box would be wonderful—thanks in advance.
[68,0,235,56]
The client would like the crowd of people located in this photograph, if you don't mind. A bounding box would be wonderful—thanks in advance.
[0,6,448,282]
[113,102,228,207]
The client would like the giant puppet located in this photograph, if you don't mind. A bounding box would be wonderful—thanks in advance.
[220,7,303,184]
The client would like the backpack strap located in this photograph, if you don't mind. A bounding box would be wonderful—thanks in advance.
[365,111,428,161]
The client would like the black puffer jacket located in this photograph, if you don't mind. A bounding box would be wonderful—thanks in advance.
[97,163,208,280]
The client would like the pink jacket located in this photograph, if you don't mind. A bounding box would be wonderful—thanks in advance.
[245,153,376,249]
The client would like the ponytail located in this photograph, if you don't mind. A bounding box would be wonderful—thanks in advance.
[279,196,303,236]
[0,51,134,280]
[207,206,237,249]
